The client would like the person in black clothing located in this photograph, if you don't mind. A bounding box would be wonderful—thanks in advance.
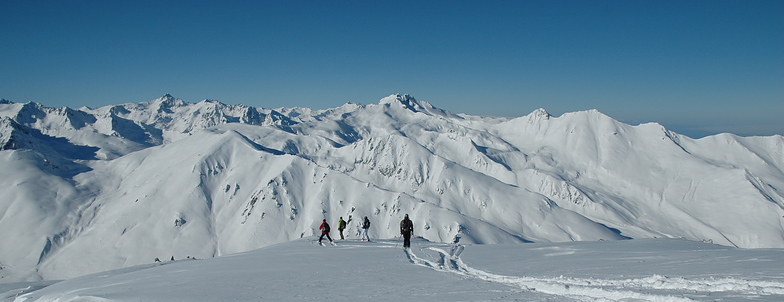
[400,214,413,248]
[318,219,333,244]
[361,216,371,241]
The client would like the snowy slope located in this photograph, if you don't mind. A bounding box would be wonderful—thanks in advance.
[4,238,784,302]
[1,94,783,283]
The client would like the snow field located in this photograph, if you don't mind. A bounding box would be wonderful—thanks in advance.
[6,238,784,302]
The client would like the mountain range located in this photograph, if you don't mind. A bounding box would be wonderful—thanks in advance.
[1,94,783,282]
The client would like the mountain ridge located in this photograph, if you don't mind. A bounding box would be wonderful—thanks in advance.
[1,94,783,282]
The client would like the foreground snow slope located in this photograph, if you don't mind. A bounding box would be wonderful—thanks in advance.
[1,94,783,283]
[4,238,784,302]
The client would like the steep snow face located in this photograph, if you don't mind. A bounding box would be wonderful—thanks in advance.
[1,94,783,283]
[489,112,784,248]
[1,117,22,150]
[0,149,84,282]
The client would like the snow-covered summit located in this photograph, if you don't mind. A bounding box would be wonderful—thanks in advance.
[377,93,454,117]
[1,94,783,284]
[379,93,426,109]
[530,107,551,119]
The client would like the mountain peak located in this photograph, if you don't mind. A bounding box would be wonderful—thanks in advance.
[152,94,185,110]
[0,98,12,104]
[157,93,181,104]
[377,94,451,117]
[379,94,421,108]
[379,93,413,102]
[531,108,551,119]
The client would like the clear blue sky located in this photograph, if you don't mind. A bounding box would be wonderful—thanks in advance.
[2,1,782,138]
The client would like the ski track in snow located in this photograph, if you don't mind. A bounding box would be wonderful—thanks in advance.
[403,244,784,302]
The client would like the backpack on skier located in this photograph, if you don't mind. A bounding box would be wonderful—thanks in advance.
[319,220,330,233]
[400,219,412,233]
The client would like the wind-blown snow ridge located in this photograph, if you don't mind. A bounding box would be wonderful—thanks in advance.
[1,94,784,283]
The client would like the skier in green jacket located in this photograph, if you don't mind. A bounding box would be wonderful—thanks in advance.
[337,217,347,240]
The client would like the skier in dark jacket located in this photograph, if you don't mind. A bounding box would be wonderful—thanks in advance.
[318,219,333,244]
[361,216,371,241]
[400,214,414,248]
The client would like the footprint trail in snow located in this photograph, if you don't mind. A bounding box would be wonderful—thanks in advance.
[403,245,784,302]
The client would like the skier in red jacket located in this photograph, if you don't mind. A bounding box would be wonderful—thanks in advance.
[319,219,333,244]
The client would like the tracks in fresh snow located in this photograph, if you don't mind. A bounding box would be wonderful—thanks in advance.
[403,245,784,302]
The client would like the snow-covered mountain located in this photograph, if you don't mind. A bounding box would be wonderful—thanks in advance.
[1,94,783,283]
